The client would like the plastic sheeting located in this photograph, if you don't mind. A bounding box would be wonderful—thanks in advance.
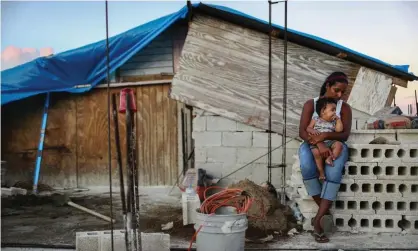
[1,3,415,105]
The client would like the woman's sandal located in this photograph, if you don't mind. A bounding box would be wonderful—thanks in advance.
[311,231,329,243]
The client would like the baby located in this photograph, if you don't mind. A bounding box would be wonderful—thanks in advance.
[307,97,343,181]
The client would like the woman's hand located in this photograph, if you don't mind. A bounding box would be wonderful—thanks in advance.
[308,133,325,145]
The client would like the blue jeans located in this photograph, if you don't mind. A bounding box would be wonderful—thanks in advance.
[298,141,348,201]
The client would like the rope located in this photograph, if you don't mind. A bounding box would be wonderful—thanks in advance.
[104,0,114,250]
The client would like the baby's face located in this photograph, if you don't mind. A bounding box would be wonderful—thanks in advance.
[321,103,337,121]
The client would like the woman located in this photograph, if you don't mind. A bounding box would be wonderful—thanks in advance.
[298,71,352,243]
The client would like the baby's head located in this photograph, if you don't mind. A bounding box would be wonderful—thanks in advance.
[316,97,337,122]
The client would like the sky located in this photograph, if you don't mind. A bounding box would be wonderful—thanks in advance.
[1,0,417,114]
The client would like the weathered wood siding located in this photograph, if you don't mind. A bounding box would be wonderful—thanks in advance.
[347,67,393,115]
[120,31,174,77]
[170,14,360,139]
[1,84,178,188]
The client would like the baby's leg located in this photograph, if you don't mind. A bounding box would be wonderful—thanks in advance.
[311,148,326,180]
[325,141,343,166]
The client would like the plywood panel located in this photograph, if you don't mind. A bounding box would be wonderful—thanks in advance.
[170,14,359,138]
[385,85,398,107]
[348,67,393,115]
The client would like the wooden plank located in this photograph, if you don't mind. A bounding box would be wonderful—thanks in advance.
[136,86,147,186]
[120,60,173,71]
[347,67,393,115]
[120,67,174,77]
[168,94,178,185]
[392,77,408,88]
[121,74,173,83]
[135,47,173,56]
[149,86,158,184]
[162,85,171,184]
[141,86,152,186]
[129,53,173,63]
[155,85,165,185]
[385,85,398,107]
[170,14,359,138]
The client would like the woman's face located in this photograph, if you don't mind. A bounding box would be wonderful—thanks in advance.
[324,82,347,100]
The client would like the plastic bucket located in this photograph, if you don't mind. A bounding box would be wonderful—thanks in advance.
[194,207,248,251]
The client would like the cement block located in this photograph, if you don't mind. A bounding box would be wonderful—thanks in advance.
[295,199,318,214]
[403,216,418,234]
[348,143,418,163]
[206,147,236,164]
[351,214,402,233]
[76,230,170,251]
[376,163,418,181]
[331,196,376,215]
[182,193,200,225]
[352,179,403,197]
[195,162,224,179]
[193,116,206,132]
[236,122,263,132]
[397,129,418,144]
[333,213,354,232]
[206,116,237,131]
[343,162,378,180]
[236,148,268,164]
[375,197,418,216]
[1,187,12,197]
[338,178,356,197]
[347,130,397,144]
[252,132,282,147]
[222,132,252,147]
[194,148,207,162]
[193,132,221,147]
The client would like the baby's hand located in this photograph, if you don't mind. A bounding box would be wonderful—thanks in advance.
[332,115,341,121]
[307,128,321,135]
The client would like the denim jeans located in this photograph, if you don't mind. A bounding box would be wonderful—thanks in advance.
[298,141,349,201]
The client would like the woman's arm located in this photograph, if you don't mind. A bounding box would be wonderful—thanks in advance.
[299,99,315,141]
[335,117,344,132]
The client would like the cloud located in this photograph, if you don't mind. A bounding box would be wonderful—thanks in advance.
[1,45,54,71]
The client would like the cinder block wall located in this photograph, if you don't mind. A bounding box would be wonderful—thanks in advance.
[288,133,418,234]
[192,108,301,188]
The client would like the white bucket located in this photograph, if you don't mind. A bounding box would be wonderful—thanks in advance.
[194,207,247,251]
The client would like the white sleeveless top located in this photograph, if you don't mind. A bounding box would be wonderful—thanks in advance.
[312,97,343,118]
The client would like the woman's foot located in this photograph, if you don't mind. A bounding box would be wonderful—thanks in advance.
[312,215,330,243]
[311,231,329,243]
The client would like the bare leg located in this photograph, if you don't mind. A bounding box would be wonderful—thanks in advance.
[312,195,331,215]
[311,148,325,181]
[325,141,343,166]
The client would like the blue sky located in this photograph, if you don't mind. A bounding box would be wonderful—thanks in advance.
[1,1,417,112]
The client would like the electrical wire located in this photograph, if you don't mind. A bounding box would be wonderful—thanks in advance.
[104,0,114,250]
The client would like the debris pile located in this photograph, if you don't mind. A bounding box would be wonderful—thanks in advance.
[227,179,299,237]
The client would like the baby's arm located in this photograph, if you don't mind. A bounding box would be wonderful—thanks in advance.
[307,119,320,135]
[335,117,343,132]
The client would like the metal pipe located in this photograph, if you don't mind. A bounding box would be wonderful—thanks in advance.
[415,90,417,116]
[267,0,272,183]
[32,92,50,194]
[281,0,288,205]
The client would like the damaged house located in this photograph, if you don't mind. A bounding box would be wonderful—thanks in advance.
[2,3,418,236]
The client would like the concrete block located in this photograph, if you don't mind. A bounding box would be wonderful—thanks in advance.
[343,162,378,180]
[285,139,302,149]
[347,130,397,144]
[193,116,206,132]
[206,147,236,164]
[338,178,356,197]
[222,132,252,147]
[397,129,418,144]
[403,216,418,234]
[351,214,402,233]
[194,148,207,162]
[206,116,237,131]
[195,162,224,179]
[301,212,316,231]
[333,214,353,232]
[236,148,267,164]
[295,199,318,214]
[398,180,418,198]
[193,132,221,147]
[252,132,282,147]
[1,187,12,197]
[182,193,200,225]
[352,179,403,197]
[331,196,376,215]
[76,230,170,251]
[11,187,27,195]
[348,143,418,163]
[375,197,418,216]
[376,163,418,181]
[236,122,263,132]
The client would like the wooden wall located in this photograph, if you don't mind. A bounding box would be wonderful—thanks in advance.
[1,84,179,188]
[170,14,361,139]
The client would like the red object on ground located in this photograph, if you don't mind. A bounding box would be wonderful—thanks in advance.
[119,88,137,113]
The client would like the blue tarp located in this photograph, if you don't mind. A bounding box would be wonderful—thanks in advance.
[1,3,415,105]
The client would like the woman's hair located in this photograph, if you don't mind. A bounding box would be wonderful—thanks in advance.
[320,71,349,96]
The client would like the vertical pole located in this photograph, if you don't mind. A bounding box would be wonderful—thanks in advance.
[281,0,288,205]
[267,0,272,184]
[33,92,50,194]
[415,90,418,116]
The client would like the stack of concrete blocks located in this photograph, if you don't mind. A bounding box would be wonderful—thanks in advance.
[76,230,170,251]
[192,108,301,189]
[287,129,418,234]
